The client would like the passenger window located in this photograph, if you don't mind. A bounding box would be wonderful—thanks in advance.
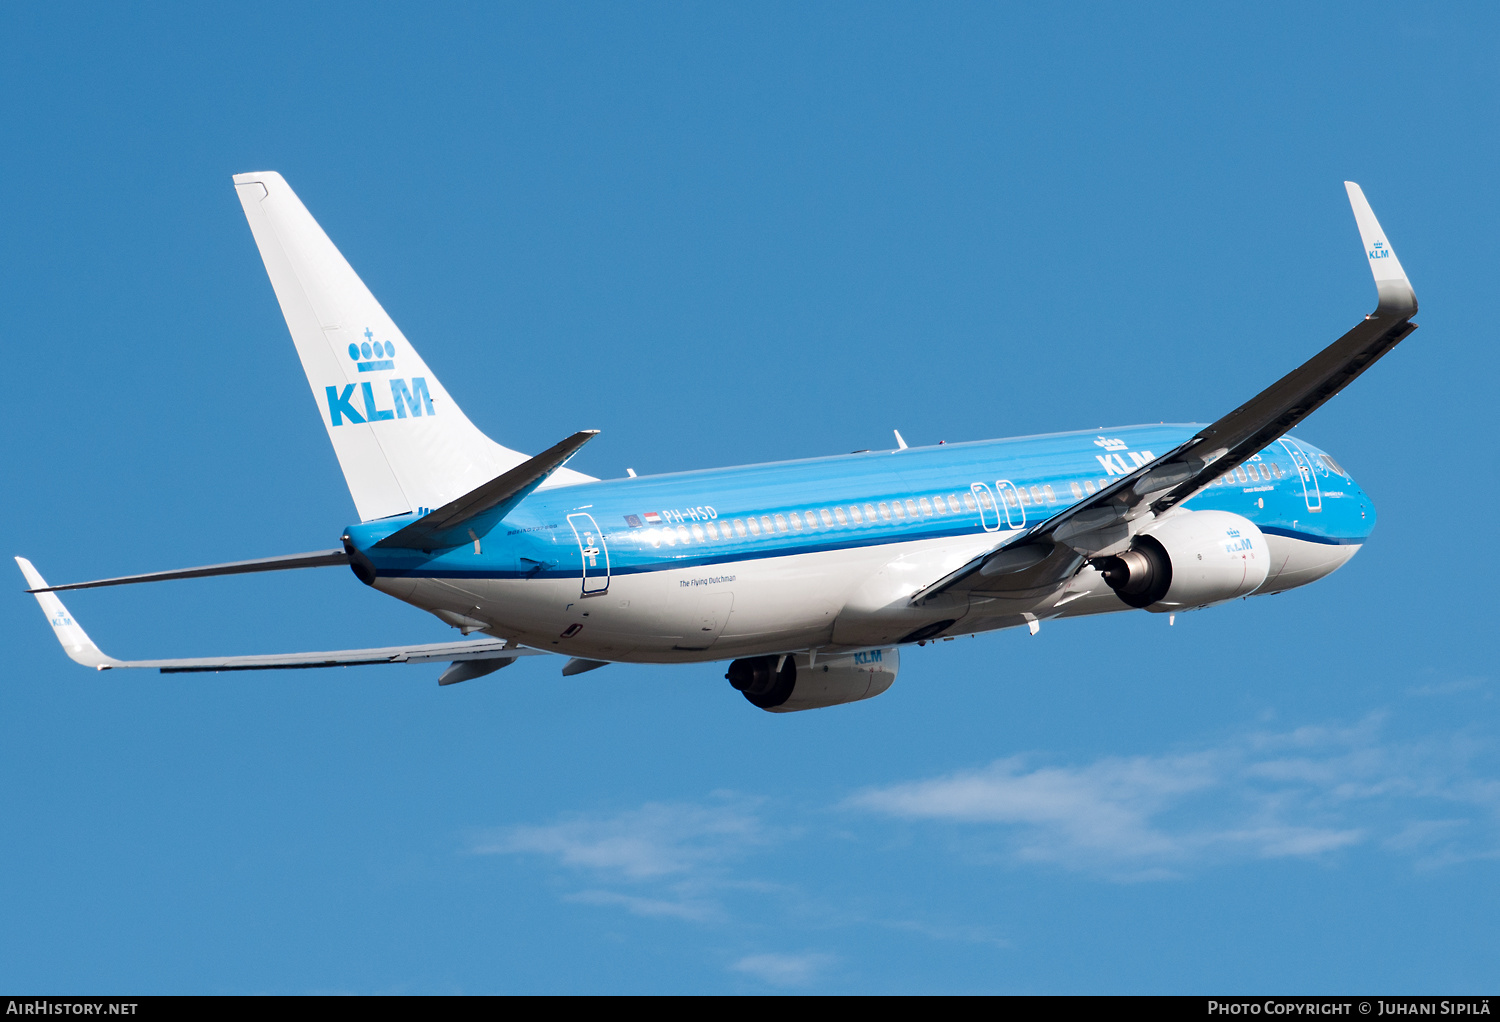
[849,505,863,523]
[834,507,848,525]
[865,503,879,520]
[1257,464,1269,481]
[733,519,747,537]
[1070,481,1083,498]
[1235,466,1248,483]
[905,499,920,517]
[663,527,677,546]
[1019,488,1031,505]
[919,497,934,516]
[879,502,892,520]
[976,490,993,510]
[747,517,761,535]
[759,516,772,533]
[964,492,979,511]
[706,522,719,539]
[893,501,907,520]
[798,511,813,528]
[819,509,834,527]
[1006,489,1020,507]
[678,525,692,543]
[774,513,787,532]
[1098,479,1109,491]
[934,496,948,515]
[691,524,705,541]
[1043,484,1056,503]
[1083,480,1096,495]
[790,513,803,531]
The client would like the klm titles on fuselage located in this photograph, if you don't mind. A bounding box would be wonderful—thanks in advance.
[1093,437,1158,476]
[325,328,435,427]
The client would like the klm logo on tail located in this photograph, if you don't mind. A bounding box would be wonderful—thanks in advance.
[326,327,436,426]
[349,328,395,371]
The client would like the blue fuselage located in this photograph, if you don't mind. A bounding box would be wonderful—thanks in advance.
[346,424,1372,587]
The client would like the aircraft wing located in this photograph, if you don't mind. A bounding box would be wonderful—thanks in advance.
[914,182,1418,605]
[16,557,542,676]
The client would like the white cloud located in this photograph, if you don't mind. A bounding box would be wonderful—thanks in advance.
[565,889,719,922]
[473,797,783,928]
[852,753,1216,867]
[848,715,1500,878]
[731,952,838,987]
[474,799,769,880]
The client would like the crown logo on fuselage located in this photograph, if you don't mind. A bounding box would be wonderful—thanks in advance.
[1093,436,1127,451]
[349,328,395,372]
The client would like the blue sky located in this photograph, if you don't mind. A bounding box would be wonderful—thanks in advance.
[2,3,1498,993]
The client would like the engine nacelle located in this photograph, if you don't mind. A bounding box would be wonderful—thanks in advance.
[1095,510,1269,612]
[725,649,898,712]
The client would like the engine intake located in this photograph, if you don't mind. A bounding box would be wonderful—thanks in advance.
[726,649,899,712]
[1096,510,1269,612]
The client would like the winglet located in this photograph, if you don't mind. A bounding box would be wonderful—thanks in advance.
[1345,182,1417,316]
[15,558,119,669]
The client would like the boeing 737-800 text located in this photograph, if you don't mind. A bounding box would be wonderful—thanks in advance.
[18,176,1417,711]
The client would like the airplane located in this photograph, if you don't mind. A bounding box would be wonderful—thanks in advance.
[17,175,1417,712]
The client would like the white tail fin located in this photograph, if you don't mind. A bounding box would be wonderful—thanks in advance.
[232,172,592,522]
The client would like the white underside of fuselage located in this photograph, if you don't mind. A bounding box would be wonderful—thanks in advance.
[371,531,1359,665]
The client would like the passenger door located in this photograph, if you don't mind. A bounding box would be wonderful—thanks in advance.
[566,513,611,595]
[1278,440,1323,513]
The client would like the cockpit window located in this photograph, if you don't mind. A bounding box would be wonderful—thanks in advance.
[1319,453,1347,475]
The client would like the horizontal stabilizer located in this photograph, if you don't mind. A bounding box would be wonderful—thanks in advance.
[376,430,599,550]
[26,549,349,593]
[16,556,544,674]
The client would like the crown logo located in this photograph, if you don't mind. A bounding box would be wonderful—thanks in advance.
[349,328,395,372]
[1093,436,1127,451]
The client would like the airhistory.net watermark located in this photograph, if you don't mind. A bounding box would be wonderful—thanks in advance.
[6,1003,138,1016]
